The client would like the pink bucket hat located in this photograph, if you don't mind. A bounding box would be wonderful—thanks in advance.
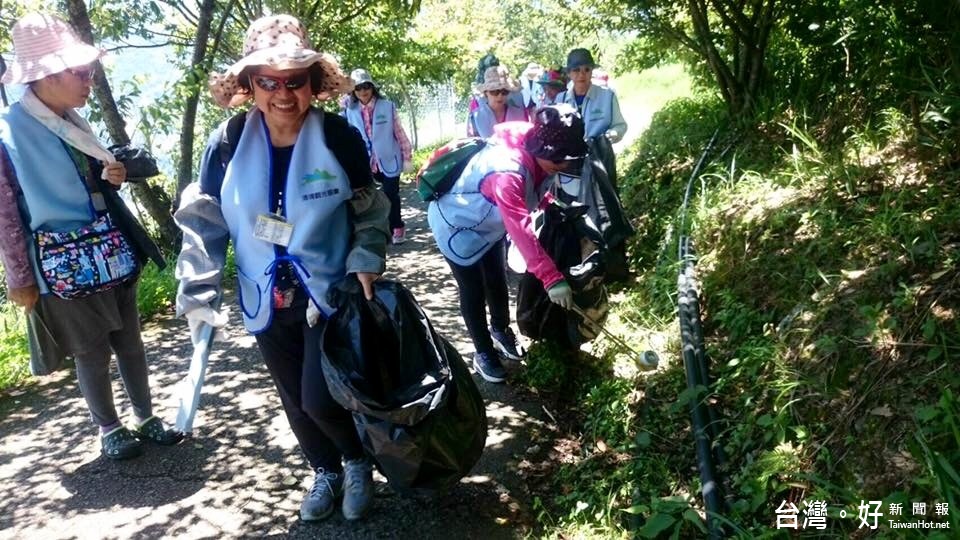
[208,14,354,108]
[1,13,104,85]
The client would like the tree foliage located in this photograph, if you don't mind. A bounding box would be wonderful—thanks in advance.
[414,0,583,98]
[583,0,960,131]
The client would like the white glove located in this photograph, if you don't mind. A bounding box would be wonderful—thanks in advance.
[402,160,414,173]
[604,129,618,142]
[306,300,321,328]
[547,281,575,310]
[186,305,229,346]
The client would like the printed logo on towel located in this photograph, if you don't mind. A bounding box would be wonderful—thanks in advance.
[301,168,338,185]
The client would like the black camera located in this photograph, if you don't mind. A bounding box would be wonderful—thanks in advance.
[108,144,160,180]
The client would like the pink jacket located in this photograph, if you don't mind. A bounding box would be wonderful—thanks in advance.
[478,122,564,289]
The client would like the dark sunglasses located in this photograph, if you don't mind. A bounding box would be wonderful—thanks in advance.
[65,67,95,81]
[355,83,374,91]
[487,89,510,96]
[252,73,310,92]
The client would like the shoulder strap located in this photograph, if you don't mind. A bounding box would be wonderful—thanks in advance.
[219,111,248,168]
[216,109,357,187]
[321,110,357,181]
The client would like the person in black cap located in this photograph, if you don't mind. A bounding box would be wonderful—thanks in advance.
[555,48,634,283]
[556,48,627,143]
[426,104,587,383]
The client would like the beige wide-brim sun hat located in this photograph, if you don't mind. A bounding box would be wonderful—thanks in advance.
[208,14,354,108]
[478,65,520,93]
[1,12,105,85]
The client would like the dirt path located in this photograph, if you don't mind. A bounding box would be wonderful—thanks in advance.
[0,186,551,539]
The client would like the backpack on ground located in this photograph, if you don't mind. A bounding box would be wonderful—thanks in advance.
[415,137,486,202]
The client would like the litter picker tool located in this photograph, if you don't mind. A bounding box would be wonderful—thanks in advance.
[570,304,659,370]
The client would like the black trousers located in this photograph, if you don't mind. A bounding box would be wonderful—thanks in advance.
[255,305,363,472]
[374,171,404,230]
[445,238,510,356]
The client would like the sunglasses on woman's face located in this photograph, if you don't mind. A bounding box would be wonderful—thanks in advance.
[487,89,510,97]
[355,83,374,92]
[252,72,310,92]
[65,67,95,82]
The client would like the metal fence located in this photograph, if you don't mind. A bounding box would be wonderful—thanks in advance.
[397,81,467,150]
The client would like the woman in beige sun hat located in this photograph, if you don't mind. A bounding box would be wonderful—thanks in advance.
[175,13,389,523]
[0,12,179,461]
[467,65,528,138]
[207,15,354,108]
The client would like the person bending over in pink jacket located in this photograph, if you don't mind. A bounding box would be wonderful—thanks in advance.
[427,104,586,383]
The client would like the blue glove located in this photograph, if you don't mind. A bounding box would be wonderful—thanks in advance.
[547,281,574,310]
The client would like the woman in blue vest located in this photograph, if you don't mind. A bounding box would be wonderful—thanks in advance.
[343,68,413,244]
[0,13,180,460]
[175,15,390,523]
[467,65,528,138]
[428,105,588,383]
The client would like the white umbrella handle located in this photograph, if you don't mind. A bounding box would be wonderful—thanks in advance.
[174,318,217,434]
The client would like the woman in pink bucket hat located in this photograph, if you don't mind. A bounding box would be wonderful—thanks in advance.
[174,14,389,523]
[0,13,180,460]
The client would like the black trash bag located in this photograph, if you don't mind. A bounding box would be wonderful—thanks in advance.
[516,203,610,348]
[108,144,160,180]
[322,278,487,494]
[555,137,634,283]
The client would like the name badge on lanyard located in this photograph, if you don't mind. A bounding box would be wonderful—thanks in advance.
[254,213,294,247]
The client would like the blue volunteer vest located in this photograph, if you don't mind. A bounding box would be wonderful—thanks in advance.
[221,108,352,333]
[559,84,614,139]
[0,103,100,294]
[469,101,527,139]
[0,104,96,232]
[344,99,403,177]
[427,144,535,266]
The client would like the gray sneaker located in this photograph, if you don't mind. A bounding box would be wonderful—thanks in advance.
[300,468,342,522]
[342,457,374,521]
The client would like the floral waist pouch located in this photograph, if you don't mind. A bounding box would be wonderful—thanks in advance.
[35,213,139,299]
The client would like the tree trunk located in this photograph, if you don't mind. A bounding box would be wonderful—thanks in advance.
[400,86,419,150]
[688,0,743,115]
[65,0,180,253]
[0,56,8,107]
[175,0,219,208]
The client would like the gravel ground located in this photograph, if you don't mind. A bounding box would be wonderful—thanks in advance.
[0,185,550,540]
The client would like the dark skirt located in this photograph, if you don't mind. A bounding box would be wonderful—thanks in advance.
[27,279,140,375]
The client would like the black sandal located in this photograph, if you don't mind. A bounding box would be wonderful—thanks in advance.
[134,416,185,446]
[101,427,143,460]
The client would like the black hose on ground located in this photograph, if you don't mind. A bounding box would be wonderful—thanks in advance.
[678,238,726,539]
[676,129,729,538]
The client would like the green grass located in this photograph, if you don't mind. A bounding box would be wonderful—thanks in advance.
[0,305,29,390]
[614,65,694,135]
[136,258,178,319]
[525,75,960,537]
[0,259,179,393]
